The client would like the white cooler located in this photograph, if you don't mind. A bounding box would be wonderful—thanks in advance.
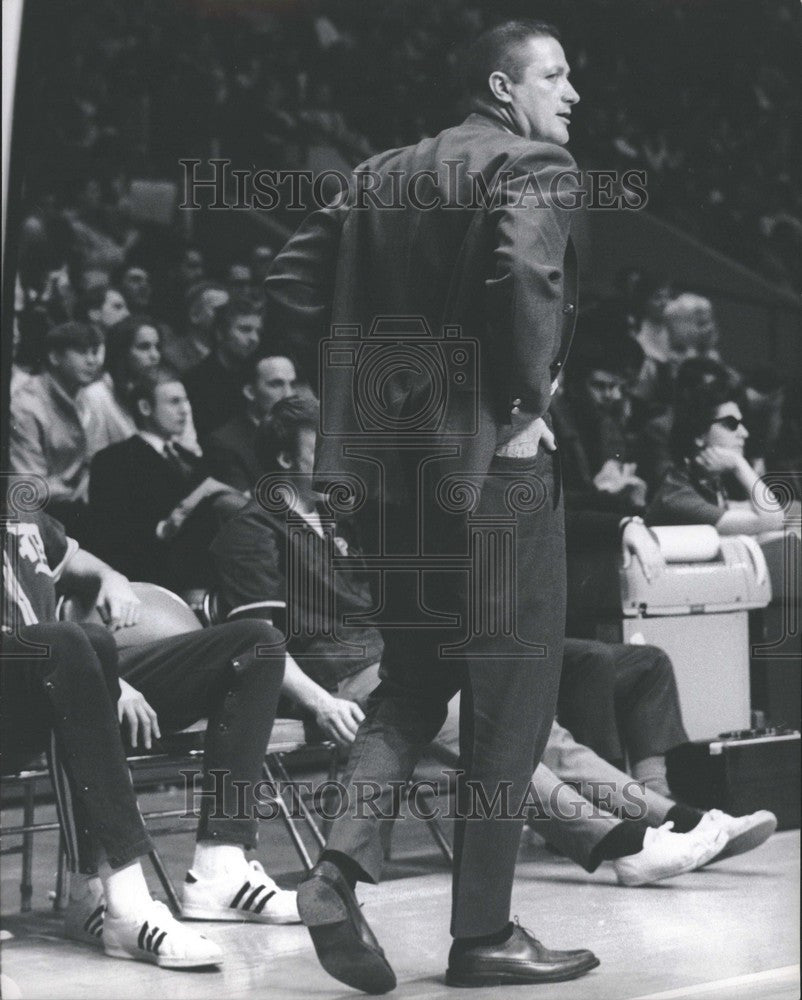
[614,527,772,741]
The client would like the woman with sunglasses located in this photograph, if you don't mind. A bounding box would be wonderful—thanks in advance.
[645,371,785,534]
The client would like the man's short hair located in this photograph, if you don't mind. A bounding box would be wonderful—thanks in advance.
[214,295,264,338]
[45,320,103,357]
[129,364,184,427]
[256,395,319,472]
[464,19,561,98]
[247,350,297,384]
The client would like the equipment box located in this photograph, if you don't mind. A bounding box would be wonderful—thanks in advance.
[667,731,801,831]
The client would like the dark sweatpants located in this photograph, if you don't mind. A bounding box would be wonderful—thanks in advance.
[120,619,286,848]
[326,450,566,938]
[1,618,285,872]
[1,621,154,874]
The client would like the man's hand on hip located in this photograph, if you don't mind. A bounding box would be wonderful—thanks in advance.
[494,413,556,459]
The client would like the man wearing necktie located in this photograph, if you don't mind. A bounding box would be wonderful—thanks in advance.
[89,366,246,590]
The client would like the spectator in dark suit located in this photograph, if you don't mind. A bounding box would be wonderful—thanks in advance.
[160,280,229,375]
[184,295,263,442]
[553,302,648,515]
[205,353,297,492]
[89,365,244,590]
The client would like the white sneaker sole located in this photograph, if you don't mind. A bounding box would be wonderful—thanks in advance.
[181,903,300,925]
[103,943,223,968]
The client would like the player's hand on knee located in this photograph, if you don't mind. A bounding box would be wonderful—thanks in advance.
[118,679,161,750]
[96,572,141,631]
[314,694,365,747]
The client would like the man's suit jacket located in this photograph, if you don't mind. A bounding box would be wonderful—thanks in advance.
[265,107,578,505]
[88,435,212,588]
[205,411,261,493]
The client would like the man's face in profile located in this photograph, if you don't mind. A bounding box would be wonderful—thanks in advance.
[508,35,579,145]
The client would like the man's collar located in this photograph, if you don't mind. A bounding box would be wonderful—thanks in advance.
[463,100,524,138]
[138,430,171,455]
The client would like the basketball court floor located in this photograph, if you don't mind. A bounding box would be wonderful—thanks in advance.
[1,787,798,1000]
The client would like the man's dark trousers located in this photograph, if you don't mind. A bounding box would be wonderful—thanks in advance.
[326,448,566,937]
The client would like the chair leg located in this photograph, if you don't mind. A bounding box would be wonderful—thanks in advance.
[53,831,70,911]
[262,757,313,871]
[148,849,182,915]
[271,755,325,850]
[21,782,35,913]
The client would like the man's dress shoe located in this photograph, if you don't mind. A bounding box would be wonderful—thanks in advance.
[297,863,396,995]
[446,924,600,987]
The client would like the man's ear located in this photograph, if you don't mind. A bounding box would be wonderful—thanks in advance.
[488,70,513,104]
[243,381,255,403]
[137,397,153,421]
[47,349,62,371]
[276,450,293,471]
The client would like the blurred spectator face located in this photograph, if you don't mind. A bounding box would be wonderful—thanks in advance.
[189,287,228,332]
[219,312,262,364]
[50,343,104,390]
[246,356,297,417]
[140,380,192,440]
[92,288,130,331]
[251,245,275,285]
[128,324,162,376]
[294,427,317,476]
[78,268,110,297]
[698,401,749,455]
[502,35,579,145]
[584,368,626,414]
[180,249,205,286]
[226,263,253,292]
[644,284,673,323]
[665,318,701,374]
[121,267,152,310]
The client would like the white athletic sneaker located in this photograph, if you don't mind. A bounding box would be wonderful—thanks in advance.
[63,880,105,948]
[182,858,300,924]
[613,821,727,886]
[103,898,223,968]
[694,808,777,863]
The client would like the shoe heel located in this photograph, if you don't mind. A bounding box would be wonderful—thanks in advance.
[297,880,348,926]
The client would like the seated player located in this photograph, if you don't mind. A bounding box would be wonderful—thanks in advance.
[2,501,300,967]
[210,397,774,888]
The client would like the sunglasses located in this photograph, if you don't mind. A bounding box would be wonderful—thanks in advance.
[711,415,745,431]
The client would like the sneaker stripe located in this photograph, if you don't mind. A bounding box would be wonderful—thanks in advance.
[146,926,160,952]
[242,886,263,911]
[84,905,105,932]
[138,922,149,950]
[152,930,167,954]
[230,882,251,908]
[252,890,276,914]
[87,913,104,936]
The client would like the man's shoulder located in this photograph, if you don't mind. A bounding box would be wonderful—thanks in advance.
[92,434,148,468]
[208,412,253,448]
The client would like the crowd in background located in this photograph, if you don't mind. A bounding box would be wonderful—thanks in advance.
[14,0,802,295]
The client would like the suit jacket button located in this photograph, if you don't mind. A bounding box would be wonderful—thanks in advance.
[563,303,575,315]
[511,398,522,407]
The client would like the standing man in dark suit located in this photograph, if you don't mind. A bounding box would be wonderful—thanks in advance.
[89,366,244,590]
[265,20,595,992]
